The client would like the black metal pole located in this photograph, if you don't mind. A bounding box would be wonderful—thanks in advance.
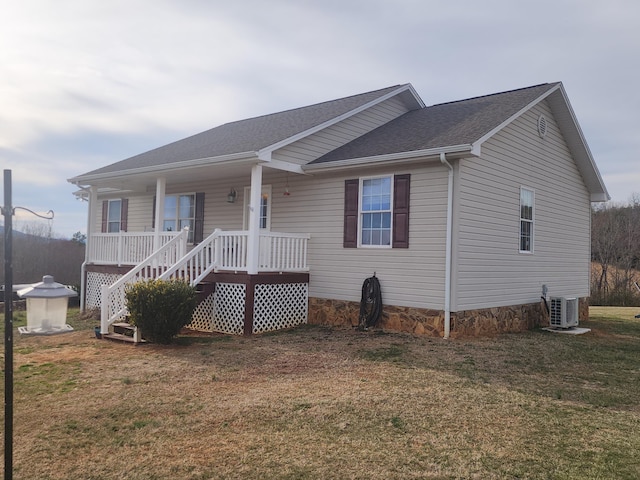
[4,169,13,480]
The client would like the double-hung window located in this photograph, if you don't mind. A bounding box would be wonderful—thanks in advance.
[519,187,534,253]
[107,199,122,233]
[344,174,410,249]
[163,194,196,242]
[361,176,392,247]
[101,198,128,233]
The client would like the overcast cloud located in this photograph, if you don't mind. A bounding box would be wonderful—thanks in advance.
[1,0,638,237]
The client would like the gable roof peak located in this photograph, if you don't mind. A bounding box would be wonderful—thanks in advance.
[223,84,410,127]
[431,82,560,108]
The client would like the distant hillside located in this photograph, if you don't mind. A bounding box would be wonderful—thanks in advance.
[0,228,85,285]
[0,225,31,239]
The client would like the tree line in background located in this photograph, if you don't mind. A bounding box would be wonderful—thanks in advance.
[591,195,640,306]
[0,223,85,289]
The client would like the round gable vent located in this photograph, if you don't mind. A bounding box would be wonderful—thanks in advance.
[537,114,548,138]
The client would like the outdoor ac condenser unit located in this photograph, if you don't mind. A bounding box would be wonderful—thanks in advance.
[549,297,579,328]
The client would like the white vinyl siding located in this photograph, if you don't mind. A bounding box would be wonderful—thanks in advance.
[269,163,449,309]
[272,96,410,165]
[91,164,448,310]
[95,179,250,236]
[454,99,591,311]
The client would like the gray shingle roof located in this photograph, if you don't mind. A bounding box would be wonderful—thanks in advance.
[309,83,559,164]
[78,85,405,177]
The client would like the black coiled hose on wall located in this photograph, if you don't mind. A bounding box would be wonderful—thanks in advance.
[358,275,382,330]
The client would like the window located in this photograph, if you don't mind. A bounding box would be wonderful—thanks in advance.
[107,200,122,233]
[361,177,392,246]
[344,174,410,248]
[520,187,534,253]
[243,186,271,230]
[101,199,128,233]
[164,194,195,242]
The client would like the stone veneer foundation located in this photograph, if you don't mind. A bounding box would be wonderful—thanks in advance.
[308,297,589,338]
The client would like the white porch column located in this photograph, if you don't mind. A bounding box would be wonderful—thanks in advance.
[153,177,166,251]
[246,164,263,274]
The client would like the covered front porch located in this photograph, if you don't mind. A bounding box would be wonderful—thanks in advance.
[76,162,312,338]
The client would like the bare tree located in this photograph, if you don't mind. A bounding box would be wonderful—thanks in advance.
[591,195,640,306]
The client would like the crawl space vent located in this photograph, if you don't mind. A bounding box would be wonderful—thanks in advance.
[537,114,548,137]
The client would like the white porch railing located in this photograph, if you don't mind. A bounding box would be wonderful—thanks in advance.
[158,229,311,280]
[100,228,189,333]
[89,231,182,265]
[99,229,310,334]
[258,231,310,272]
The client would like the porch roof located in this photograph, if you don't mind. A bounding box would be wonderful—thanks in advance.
[69,84,421,185]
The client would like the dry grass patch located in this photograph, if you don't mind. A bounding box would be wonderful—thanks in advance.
[0,309,639,479]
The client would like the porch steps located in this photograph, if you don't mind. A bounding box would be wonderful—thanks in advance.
[195,281,216,305]
[102,322,147,345]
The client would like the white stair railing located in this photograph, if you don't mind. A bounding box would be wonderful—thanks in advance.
[100,228,189,334]
[159,229,224,285]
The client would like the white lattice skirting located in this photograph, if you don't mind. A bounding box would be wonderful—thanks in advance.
[188,281,309,335]
[253,283,308,334]
[211,283,246,335]
[86,272,123,310]
[188,292,216,332]
[88,272,308,336]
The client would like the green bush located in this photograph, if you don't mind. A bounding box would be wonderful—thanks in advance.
[125,279,197,344]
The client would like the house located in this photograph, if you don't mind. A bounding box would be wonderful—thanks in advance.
[68,82,609,339]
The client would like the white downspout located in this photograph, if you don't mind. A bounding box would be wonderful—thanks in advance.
[79,185,96,311]
[440,152,453,339]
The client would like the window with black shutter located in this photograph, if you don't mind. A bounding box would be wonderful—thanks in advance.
[343,174,410,248]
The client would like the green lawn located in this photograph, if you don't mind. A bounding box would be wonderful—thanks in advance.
[0,307,639,479]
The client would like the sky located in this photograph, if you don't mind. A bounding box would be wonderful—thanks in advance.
[1,0,639,238]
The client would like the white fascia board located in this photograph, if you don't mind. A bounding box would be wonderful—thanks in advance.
[68,151,259,185]
[473,83,562,147]
[302,144,474,173]
[257,84,424,159]
[256,150,305,174]
[551,84,610,201]
[591,192,610,202]
[261,159,306,174]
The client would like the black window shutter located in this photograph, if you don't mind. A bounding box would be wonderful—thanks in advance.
[194,192,205,243]
[344,179,359,248]
[120,199,129,232]
[392,174,410,248]
[151,196,156,229]
[101,200,108,233]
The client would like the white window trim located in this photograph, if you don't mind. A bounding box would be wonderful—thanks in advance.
[163,192,196,243]
[519,186,535,254]
[358,175,394,248]
[107,199,122,233]
[243,185,272,231]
